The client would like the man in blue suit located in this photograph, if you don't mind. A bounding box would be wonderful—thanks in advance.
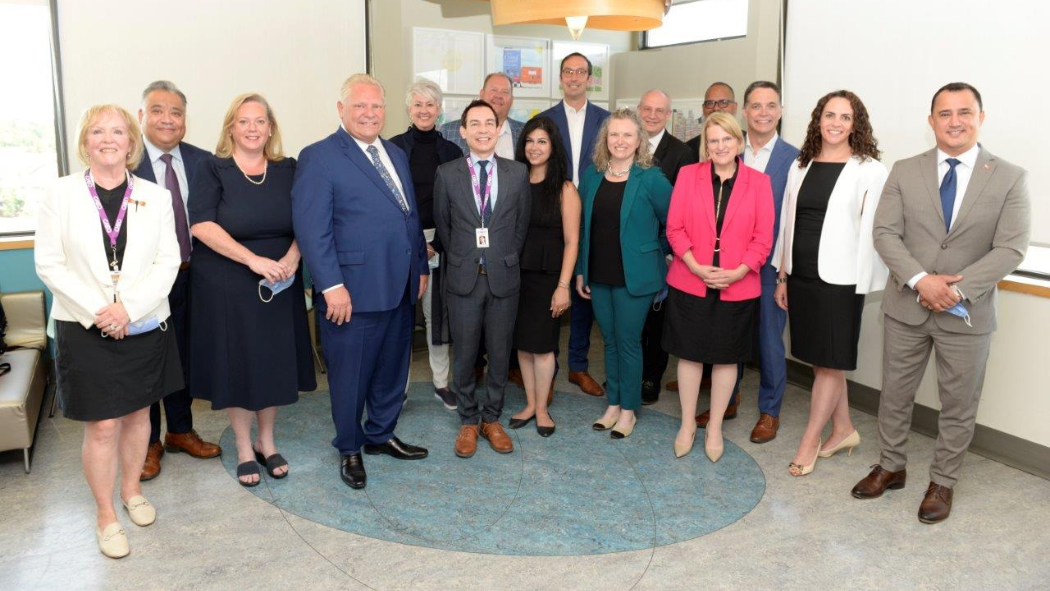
[694,81,800,444]
[132,80,221,481]
[439,72,525,159]
[292,74,430,490]
[535,52,610,397]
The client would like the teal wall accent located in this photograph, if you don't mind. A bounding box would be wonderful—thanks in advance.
[0,248,48,297]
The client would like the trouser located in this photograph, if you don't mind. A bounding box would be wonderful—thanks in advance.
[150,267,193,442]
[567,286,594,372]
[420,229,449,389]
[589,283,652,411]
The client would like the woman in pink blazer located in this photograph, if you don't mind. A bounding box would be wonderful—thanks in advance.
[663,113,774,461]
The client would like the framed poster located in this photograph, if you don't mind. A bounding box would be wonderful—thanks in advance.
[670,99,705,143]
[413,27,485,95]
[551,41,611,101]
[592,101,610,112]
[508,99,551,123]
[439,95,475,127]
[487,35,550,98]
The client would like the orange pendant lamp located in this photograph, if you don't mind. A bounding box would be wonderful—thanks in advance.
[467,0,670,40]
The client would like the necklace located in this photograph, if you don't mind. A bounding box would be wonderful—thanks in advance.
[609,165,630,178]
[237,159,267,185]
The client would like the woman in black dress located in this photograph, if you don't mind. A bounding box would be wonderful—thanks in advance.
[506,117,581,437]
[189,94,316,487]
[772,90,888,476]
[36,105,182,558]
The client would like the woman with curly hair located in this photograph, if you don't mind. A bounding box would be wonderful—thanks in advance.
[771,90,888,476]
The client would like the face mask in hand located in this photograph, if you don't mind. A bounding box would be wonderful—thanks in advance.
[945,301,972,328]
[104,315,167,338]
[259,276,295,303]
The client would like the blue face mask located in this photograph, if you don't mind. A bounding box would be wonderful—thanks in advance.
[105,315,167,338]
[259,276,295,303]
[945,301,972,328]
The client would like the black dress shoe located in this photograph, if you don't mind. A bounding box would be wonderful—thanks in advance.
[340,453,366,489]
[536,415,556,438]
[363,437,428,460]
[641,379,660,405]
[508,415,535,429]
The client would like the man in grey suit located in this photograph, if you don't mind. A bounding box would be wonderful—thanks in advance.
[852,83,1030,524]
[439,72,525,159]
[434,100,531,459]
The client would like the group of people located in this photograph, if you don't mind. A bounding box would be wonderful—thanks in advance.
[34,53,1030,559]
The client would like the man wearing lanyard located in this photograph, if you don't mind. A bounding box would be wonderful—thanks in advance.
[133,80,220,481]
[433,99,531,458]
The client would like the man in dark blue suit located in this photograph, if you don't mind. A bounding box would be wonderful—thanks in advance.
[292,74,430,490]
[535,52,610,397]
[133,80,220,481]
[694,81,800,444]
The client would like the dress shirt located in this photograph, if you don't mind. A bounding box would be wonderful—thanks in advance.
[648,129,666,153]
[495,119,515,160]
[143,136,189,219]
[906,143,981,289]
[468,152,499,218]
[564,100,588,186]
[744,132,778,173]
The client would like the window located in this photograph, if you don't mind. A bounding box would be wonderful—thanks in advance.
[642,0,749,49]
[0,0,64,236]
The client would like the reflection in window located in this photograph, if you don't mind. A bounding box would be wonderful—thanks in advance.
[643,0,749,49]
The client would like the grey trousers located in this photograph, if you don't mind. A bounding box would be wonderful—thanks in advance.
[877,315,992,487]
[447,274,519,425]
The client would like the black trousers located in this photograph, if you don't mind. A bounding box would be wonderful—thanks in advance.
[641,303,669,383]
[150,267,194,442]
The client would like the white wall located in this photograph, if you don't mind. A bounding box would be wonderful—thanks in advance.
[57,0,366,166]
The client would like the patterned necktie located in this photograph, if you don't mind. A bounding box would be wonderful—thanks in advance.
[159,153,191,262]
[366,145,409,213]
[939,157,961,232]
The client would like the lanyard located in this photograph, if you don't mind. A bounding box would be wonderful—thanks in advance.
[84,168,133,274]
[466,157,494,228]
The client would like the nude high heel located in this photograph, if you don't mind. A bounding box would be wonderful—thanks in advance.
[818,430,860,458]
[788,439,821,477]
[704,430,724,463]
[674,428,697,458]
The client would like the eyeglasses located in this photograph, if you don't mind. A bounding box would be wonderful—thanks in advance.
[703,99,736,109]
[561,68,590,77]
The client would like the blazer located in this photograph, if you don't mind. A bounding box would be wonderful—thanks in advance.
[437,118,525,157]
[773,156,889,294]
[758,136,801,285]
[388,126,463,166]
[653,131,698,186]
[35,172,181,328]
[666,160,774,301]
[536,101,610,182]
[874,147,1030,334]
[291,127,428,313]
[575,164,673,296]
[433,155,531,298]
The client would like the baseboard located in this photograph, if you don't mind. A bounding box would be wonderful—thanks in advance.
[785,360,1050,482]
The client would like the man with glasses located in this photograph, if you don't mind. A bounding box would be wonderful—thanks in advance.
[684,82,739,155]
[535,52,610,397]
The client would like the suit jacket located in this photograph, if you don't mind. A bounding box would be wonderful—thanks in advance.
[35,172,181,327]
[388,126,463,166]
[536,101,610,182]
[874,147,1030,334]
[433,155,531,298]
[291,127,428,313]
[575,164,673,296]
[666,160,774,301]
[685,134,701,156]
[437,118,525,157]
[653,132,698,186]
[773,156,889,294]
[132,140,209,189]
[758,136,801,285]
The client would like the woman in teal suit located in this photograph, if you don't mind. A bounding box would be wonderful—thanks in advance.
[575,109,673,438]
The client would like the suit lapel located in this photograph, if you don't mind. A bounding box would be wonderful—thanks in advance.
[919,149,945,230]
[181,144,199,185]
[721,159,749,230]
[767,138,791,182]
[458,158,482,225]
[619,166,641,232]
[696,162,716,234]
[949,148,994,235]
[489,156,512,225]
[337,129,405,214]
[654,133,671,162]
[384,138,416,211]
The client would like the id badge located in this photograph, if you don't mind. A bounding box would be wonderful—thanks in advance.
[476,227,490,249]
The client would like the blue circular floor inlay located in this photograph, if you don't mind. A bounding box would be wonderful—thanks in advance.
[221,383,766,556]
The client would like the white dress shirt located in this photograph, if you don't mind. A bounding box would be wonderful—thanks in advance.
[744,132,778,174]
[142,136,189,220]
[648,129,666,153]
[495,120,515,160]
[564,100,588,186]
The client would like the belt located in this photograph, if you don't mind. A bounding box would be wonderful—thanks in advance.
[179,262,191,271]
[477,265,487,275]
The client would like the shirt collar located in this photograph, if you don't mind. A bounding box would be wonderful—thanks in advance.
[469,152,496,167]
[745,131,778,155]
[142,135,183,164]
[563,100,589,116]
[649,129,666,148]
[498,120,511,137]
[936,143,980,169]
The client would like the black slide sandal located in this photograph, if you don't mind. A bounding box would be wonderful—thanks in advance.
[236,461,261,487]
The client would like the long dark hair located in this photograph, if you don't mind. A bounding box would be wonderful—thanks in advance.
[797,90,880,167]
[515,116,569,223]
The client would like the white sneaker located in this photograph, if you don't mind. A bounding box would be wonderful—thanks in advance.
[122,495,156,527]
[96,522,130,558]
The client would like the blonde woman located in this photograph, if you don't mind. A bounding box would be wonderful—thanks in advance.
[36,105,182,558]
[188,93,316,487]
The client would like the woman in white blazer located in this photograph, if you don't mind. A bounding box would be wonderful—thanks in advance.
[35,105,181,559]
[771,90,888,477]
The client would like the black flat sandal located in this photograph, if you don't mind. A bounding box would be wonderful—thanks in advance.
[254,449,289,479]
[237,461,261,487]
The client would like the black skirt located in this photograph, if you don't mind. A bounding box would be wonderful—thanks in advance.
[787,275,865,370]
[661,286,757,364]
[55,319,183,421]
[514,270,561,354]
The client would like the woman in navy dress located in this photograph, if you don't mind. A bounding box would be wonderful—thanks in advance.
[189,93,316,487]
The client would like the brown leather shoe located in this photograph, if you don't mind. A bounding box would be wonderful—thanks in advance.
[851,465,907,499]
[918,482,953,524]
[749,413,780,443]
[568,371,604,396]
[164,429,222,459]
[508,368,524,387]
[455,425,479,458]
[666,380,679,392]
[480,421,514,454]
[140,441,163,481]
[696,400,739,428]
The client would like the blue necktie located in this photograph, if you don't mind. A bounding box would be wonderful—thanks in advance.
[939,158,960,232]
[366,145,409,213]
[477,159,489,269]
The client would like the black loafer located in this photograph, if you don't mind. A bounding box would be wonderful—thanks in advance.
[363,437,428,460]
[507,415,535,429]
[340,453,366,489]
[536,415,556,438]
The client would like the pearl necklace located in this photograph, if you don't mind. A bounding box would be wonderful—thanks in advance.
[237,159,268,185]
[609,165,630,178]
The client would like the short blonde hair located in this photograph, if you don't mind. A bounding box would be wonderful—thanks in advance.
[340,73,385,104]
[592,108,653,172]
[76,104,143,170]
[405,78,443,110]
[214,93,285,161]
[699,112,744,161]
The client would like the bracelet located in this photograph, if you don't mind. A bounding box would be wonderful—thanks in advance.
[776,277,788,284]
[557,281,570,289]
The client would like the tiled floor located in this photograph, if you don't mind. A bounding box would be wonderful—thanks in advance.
[1,326,1048,590]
